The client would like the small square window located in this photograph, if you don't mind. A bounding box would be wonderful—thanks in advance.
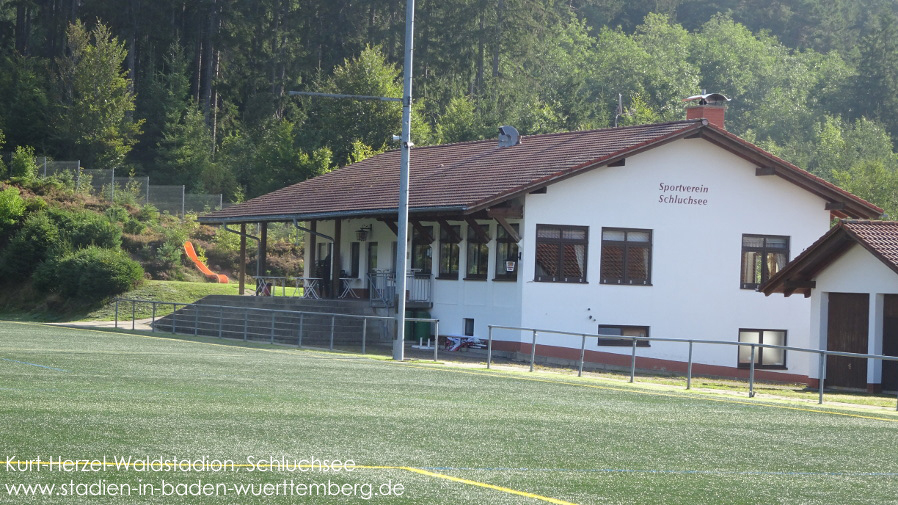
[738,329,786,368]
[535,224,588,283]
[463,318,475,337]
[600,228,652,285]
[598,325,650,347]
[741,234,789,289]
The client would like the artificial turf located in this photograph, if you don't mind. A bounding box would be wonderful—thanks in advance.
[1,321,896,504]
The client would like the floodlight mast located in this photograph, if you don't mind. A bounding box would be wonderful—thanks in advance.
[393,0,415,361]
[289,1,414,361]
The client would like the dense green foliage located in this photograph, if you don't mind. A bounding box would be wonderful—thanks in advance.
[1,1,898,213]
[0,186,25,235]
[33,246,143,301]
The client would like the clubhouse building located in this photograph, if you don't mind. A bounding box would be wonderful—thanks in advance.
[200,101,882,385]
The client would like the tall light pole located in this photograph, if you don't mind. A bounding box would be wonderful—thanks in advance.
[393,0,415,361]
[290,1,414,361]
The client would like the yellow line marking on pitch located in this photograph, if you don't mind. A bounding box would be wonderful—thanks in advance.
[398,362,898,423]
[15,320,898,422]
[0,460,576,505]
[400,466,577,504]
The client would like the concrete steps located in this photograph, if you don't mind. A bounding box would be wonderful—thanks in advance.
[152,295,394,349]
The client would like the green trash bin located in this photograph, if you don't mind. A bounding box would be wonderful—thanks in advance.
[404,309,417,340]
[415,310,431,341]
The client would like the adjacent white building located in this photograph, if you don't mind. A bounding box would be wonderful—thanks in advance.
[762,220,898,391]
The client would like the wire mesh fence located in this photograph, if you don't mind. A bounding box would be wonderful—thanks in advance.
[16,156,226,217]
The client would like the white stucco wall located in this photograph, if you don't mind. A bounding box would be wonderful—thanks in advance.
[518,138,832,376]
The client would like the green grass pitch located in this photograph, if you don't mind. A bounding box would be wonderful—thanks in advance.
[1,321,897,504]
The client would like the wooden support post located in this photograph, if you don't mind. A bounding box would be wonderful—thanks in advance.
[239,223,246,295]
[309,220,317,277]
[331,219,342,299]
[259,222,268,276]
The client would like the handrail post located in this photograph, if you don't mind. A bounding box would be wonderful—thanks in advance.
[151,302,157,333]
[194,304,199,336]
[171,303,177,334]
[218,306,224,338]
[330,315,335,350]
[687,341,694,390]
[361,317,366,354]
[629,338,637,383]
[131,301,136,331]
[748,345,756,398]
[243,309,248,341]
[433,320,439,362]
[530,330,537,372]
[818,351,826,405]
[578,335,586,377]
[115,299,119,329]
[270,311,275,344]
[487,326,493,369]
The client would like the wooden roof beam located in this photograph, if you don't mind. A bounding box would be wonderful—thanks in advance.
[379,219,398,236]
[411,220,435,243]
[465,217,491,243]
[494,215,521,243]
[437,219,463,243]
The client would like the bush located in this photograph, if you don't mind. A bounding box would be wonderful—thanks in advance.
[34,246,143,302]
[0,212,60,280]
[0,186,26,235]
[9,145,38,180]
[46,207,122,250]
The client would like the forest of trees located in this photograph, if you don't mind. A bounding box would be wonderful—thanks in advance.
[2,0,898,216]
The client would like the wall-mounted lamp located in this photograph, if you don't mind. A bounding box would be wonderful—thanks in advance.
[356,225,373,242]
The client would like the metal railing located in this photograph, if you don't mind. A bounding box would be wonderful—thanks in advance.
[487,325,898,410]
[113,298,441,360]
[367,270,432,307]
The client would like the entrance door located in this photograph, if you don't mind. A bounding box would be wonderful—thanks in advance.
[883,295,898,391]
[826,293,869,389]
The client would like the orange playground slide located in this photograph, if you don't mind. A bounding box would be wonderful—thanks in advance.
[183,241,229,283]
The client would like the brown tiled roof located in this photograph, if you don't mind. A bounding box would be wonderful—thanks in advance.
[200,119,882,223]
[761,220,898,297]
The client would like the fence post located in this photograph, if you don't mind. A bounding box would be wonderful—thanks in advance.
[115,299,119,329]
[151,302,157,333]
[629,339,637,383]
[487,326,493,369]
[194,304,199,336]
[687,341,694,390]
[818,352,826,405]
[243,309,249,342]
[171,303,177,334]
[578,335,586,377]
[748,345,756,398]
[529,330,538,372]
[218,306,224,338]
[361,318,366,354]
[330,315,335,351]
[131,301,136,331]
[270,311,276,344]
[299,313,305,348]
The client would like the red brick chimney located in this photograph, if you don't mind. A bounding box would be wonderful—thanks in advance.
[683,92,730,129]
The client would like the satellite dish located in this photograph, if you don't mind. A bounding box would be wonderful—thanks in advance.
[498,125,521,147]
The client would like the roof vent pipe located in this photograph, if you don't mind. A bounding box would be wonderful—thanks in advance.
[498,125,521,147]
